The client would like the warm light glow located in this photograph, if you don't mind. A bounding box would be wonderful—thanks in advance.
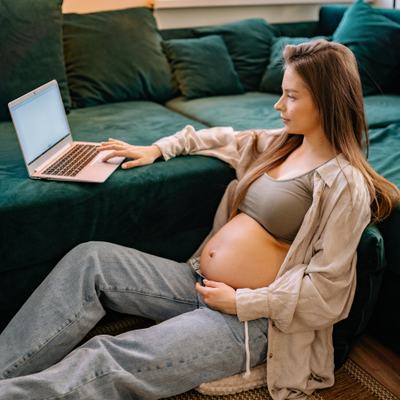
[62,0,152,14]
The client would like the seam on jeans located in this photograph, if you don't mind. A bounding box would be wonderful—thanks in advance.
[4,299,94,376]
[41,344,238,400]
[101,287,198,306]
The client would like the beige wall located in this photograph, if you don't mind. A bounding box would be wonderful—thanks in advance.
[62,0,151,14]
[61,0,398,24]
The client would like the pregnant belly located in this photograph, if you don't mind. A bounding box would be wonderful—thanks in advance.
[199,212,290,289]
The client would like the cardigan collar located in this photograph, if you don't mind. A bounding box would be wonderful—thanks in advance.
[315,153,349,188]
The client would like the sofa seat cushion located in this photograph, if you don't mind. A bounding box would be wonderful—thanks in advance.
[0,101,235,331]
[368,123,400,274]
[364,95,400,128]
[0,0,70,122]
[166,92,282,130]
[63,8,176,108]
[163,35,244,99]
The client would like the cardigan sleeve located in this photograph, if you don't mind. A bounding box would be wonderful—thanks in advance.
[236,173,371,334]
[152,124,282,175]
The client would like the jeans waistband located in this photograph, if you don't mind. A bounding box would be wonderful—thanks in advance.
[187,256,206,278]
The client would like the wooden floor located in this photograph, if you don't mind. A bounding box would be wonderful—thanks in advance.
[349,334,400,398]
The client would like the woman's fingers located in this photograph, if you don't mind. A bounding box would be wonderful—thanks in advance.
[97,144,125,151]
[195,282,208,295]
[108,138,126,144]
[97,140,157,170]
[102,150,127,162]
[121,159,145,169]
[203,280,222,288]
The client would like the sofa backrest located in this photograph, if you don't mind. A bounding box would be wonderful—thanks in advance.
[318,4,400,35]
[0,0,71,122]
[63,7,177,109]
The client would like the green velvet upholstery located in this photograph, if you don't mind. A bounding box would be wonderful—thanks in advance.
[365,123,400,353]
[166,92,282,130]
[333,224,386,368]
[367,123,400,258]
[270,21,318,38]
[0,0,70,122]
[193,19,276,92]
[318,4,400,36]
[63,8,176,108]
[332,0,400,95]
[163,35,244,99]
[259,36,329,94]
[0,102,235,331]
[364,95,400,128]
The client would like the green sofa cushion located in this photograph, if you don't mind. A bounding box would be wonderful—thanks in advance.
[193,19,275,92]
[63,8,176,108]
[166,92,282,131]
[259,36,329,94]
[332,0,400,95]
[163,35,244,99]
[0,0,70,122]
[318,4,400,36]
[364,95,400,128]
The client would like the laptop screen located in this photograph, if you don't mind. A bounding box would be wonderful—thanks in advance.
[9,82,70,165]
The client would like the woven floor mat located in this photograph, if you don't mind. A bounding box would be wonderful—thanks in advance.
[84,313,399,400]
[167,359,398,400]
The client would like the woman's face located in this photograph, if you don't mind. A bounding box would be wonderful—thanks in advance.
[274,65,322,136]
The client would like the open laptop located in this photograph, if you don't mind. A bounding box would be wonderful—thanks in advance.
[8,80,124,183]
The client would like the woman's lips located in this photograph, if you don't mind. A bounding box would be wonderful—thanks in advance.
[281,117,290,124]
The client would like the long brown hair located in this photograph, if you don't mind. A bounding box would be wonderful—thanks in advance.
[228,40,399,224]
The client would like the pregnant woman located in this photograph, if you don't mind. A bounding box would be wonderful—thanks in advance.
[0,40,399,400]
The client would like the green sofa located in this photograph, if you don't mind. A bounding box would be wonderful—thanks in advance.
[0,0,399,371]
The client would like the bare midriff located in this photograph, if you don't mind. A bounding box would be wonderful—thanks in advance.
[199,212,291,289]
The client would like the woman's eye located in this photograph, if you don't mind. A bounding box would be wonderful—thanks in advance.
[287,95,296,100]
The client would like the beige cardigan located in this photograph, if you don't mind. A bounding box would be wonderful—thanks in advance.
[153,125,372,400]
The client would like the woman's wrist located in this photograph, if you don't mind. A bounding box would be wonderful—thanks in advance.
[151,145,162,160]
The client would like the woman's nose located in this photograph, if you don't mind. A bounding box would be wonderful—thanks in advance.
[274,97,283,111]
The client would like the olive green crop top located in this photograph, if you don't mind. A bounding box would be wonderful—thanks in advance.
[238,169,315,244]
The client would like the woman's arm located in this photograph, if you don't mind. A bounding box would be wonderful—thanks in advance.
[235,170,371,334]
[152,125,282,175]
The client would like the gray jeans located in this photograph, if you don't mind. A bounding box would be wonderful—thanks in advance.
[0,241,268,399]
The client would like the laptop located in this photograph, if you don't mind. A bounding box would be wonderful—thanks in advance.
[8,80,124,183]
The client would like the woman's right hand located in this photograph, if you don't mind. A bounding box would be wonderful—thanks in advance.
[97,138,162,169]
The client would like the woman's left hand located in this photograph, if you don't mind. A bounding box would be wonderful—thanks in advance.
[195,280,237,315]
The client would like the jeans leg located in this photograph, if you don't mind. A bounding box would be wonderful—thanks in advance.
[0,241,199,379]
[0,308,268,400]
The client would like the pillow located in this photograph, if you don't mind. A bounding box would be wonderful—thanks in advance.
[0,0,70,122]
[259,36,329,94]
[319,4,400,36]
[332,0,400,95]
[162,35,244,99]
[63,8,176,108]
[193,19,276,92]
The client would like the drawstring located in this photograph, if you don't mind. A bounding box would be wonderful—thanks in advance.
[243,321,251,379]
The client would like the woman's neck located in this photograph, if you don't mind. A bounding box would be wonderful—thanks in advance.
[295,132,338,161]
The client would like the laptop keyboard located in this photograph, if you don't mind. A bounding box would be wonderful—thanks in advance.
[42,144,98,177]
